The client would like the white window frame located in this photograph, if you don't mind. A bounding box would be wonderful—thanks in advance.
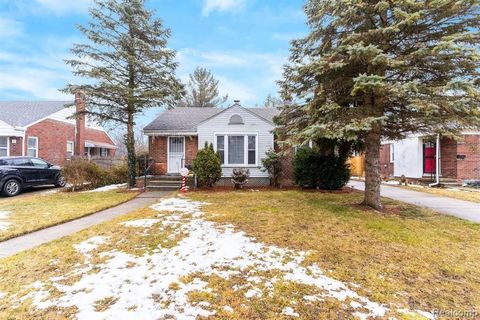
[66,141,74,158]
[0,137,9,157]
[214,133,258,167]
[390,143,394,163]
[27,136,38,158]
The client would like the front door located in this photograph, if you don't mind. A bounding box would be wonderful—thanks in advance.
[423,142,436,174]
[168,136,185,174]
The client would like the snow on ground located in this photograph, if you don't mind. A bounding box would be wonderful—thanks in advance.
[0,211,11,231]
[86,184,126,192]
[121,219,161,228]
[14,197,432,320]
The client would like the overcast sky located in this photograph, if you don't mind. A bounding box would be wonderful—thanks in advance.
[0,0,307,128]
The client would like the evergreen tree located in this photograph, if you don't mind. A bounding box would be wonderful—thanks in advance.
[180,67,228,107]
[277,0,480,209]
[62,0,183,188]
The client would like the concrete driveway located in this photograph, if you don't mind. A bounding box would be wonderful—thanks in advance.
[349,180,480,223]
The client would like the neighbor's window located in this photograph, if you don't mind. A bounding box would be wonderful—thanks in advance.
[27,137,38,157]
[216,136,225,164]
[216,134,257,166]
[100,148,108,157]
[0,137,8,157]
[66,141,74,158]
[228,136,245,164]
[390,143,395,163]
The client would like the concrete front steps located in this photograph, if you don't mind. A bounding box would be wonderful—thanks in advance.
[418,177,463,187]
[146,175,183,191]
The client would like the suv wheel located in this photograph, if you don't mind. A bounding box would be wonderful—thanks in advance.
[2,179,21,197]
[55,175,66,188]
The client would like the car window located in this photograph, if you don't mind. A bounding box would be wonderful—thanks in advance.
[12,158,33,166]
[30,158,49,168]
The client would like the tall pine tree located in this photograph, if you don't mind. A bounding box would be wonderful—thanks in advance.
[62,0,183,187]
[278,0,480,209]
[179,67,228,107]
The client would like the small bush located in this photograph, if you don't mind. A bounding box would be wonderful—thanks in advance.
[293,148,350,190]
[231,168,250,190]
[261,149,282,187]
[62,159,128,191]
[193,142,222,187]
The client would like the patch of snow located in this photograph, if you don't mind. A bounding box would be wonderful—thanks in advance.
[244,288,262,298]
[0,292,6,299]
[282,306,300,317]
[73,236,110,255]
[383,180,400,185]
[223,305,234,313]
[0,211,11,231]
[20,197,430,320]
[41,189,60,195]
[86,184,126,193]
[121,219,161,228]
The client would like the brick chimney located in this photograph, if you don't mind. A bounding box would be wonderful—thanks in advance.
[75,91,86,156]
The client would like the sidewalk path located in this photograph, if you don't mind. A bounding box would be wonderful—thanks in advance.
[0,191,170,258]
[349,180,480,223]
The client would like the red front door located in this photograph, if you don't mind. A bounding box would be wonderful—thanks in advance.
[423,143,436,174]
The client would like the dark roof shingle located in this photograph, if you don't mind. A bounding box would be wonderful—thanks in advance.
[0,101,72,127]
[143,106,280,132]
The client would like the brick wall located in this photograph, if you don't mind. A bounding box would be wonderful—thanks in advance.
[379,144,394,178]
[457,135,480,180]
[440,137,457,179]
[148,135,199,175]
[25,119,76,165]
[185,136,198,168]
[149,136,168,174]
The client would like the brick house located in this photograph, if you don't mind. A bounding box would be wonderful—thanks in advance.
[379,133,480,182]
[143,101,280,185]
[0,93,116,165]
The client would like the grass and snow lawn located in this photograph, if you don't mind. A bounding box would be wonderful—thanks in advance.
[1,191,478,319]
[0,188,138,241]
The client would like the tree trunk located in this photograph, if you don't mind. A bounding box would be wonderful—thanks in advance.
[126,112,136,188]
[362,123,383,210]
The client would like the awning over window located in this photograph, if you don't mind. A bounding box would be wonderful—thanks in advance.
[84,140,117,149]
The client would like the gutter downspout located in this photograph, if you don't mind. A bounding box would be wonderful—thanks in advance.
[429,134,441,187]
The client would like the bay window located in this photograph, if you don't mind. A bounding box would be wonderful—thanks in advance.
[216,134,257,166]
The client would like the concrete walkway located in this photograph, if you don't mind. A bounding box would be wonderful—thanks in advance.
[0,191,170,258]
[349,180,480,223]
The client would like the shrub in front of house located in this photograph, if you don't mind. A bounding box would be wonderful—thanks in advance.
[261,149,282,188]
[62,159,128,191]
[293,147,350,190]
[231,168,250,189]
[192,142,222,187]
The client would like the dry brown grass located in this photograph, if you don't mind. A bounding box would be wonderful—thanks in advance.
[0,190,138,241]
[189,190,480,313]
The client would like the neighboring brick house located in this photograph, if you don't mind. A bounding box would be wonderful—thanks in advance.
[379,133,480,182]
[143,102,280,185]
[0,94,116,165]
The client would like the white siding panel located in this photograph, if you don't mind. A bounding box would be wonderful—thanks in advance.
[197,106,274,178]
[47,106,76,125]
[393,137,423,178]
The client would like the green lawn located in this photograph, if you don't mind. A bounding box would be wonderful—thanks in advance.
[0,190,477,319]
[0,190,138,241]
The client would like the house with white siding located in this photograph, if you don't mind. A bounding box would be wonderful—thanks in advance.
[143,101,279,185]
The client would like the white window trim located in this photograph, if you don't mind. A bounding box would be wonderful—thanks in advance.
[67,140,74,157]
[27,136,38,158]
[214,132,259,167]
[390,143,394,163]
[0,137,10,157]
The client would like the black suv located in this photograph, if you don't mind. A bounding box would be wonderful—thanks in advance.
[0,157,66,197]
